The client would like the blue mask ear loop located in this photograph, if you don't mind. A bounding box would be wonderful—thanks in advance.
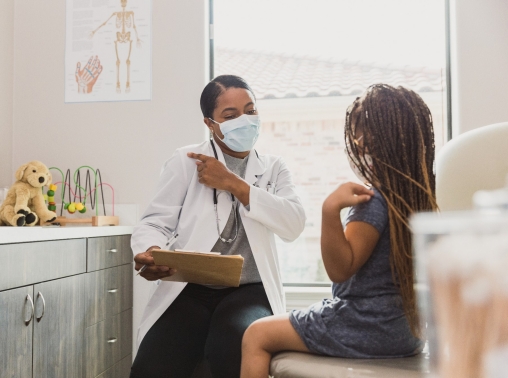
[209,139,238,243]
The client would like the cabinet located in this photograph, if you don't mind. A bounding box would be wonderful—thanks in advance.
[0,275,85,378]
[0,239,86,292]
[33,275,85,377]
[86,309,133,378]
[0,234,133,378]
[85,264,133,327]
[96,354,132,378]
[0,286,33,377]
[87,236,132,272]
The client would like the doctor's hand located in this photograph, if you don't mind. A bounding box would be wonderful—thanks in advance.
[187,152,251,206]
[187,153,237,191]
[134,246,177,281]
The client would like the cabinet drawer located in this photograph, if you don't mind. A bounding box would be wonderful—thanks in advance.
[96,354,132,378]
[85,263,133,327]
[0,239,86,291]
[87,236,132,272]
[85,309,132,378]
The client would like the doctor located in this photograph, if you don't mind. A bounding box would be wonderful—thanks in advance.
[129,75,306,378]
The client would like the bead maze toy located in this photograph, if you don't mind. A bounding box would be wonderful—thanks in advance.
[47,166,119,226]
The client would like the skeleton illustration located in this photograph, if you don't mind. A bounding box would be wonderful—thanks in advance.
[90,0,142,93]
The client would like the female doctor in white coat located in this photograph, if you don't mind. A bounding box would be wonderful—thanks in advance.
[130,75,306,378]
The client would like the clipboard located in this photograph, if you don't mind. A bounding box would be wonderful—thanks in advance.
[151,249,244,287]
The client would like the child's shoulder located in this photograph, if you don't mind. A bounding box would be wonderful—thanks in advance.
[352,187,387,212]
[368,188,387,207]
[345,187,388,234]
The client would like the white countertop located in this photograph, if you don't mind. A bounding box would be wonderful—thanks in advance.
[0,226,134,244]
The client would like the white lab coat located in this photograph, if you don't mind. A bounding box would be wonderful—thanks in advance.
[131,139,306,346]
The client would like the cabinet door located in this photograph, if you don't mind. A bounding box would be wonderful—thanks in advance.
[33,274,85,378]
[0,286,34,378]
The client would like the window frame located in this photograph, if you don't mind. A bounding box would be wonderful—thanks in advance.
[209,0,452,287]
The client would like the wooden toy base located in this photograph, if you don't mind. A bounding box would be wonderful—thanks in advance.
[54,216,119,227]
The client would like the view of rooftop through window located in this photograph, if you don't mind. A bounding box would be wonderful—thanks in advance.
[213,0,447,284]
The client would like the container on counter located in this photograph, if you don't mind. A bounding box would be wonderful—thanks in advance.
[412,184,508,378]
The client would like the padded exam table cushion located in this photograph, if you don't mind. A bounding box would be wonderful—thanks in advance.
[269,351,429,378]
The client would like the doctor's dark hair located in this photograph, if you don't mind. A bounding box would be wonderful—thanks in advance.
[200,75,256,118]
[344,84,437,339]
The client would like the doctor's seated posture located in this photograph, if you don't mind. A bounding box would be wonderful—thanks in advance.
[129,75,306,378]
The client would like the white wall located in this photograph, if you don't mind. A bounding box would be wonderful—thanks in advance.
[13,0,208,206]
[11,0,208,355]
[0,0,14,187]
[450,0,508,135]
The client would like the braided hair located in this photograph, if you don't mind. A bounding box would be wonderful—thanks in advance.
[345,84,438,337]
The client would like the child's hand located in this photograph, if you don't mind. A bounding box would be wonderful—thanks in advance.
[323,182,374,213]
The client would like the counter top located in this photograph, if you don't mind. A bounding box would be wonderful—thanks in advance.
[0,226,134,244]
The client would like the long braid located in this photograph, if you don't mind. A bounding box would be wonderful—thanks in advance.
[344,84,438,337]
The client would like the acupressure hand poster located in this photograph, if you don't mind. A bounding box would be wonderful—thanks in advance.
[65,0,152,103]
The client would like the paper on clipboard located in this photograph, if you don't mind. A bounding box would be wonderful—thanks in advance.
[152,249,244,287]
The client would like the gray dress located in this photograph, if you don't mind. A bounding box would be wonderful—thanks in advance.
[289,189,423,358]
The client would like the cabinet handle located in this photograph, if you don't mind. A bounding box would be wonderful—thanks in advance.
[107,249,117,253]
[35,292,46,322]
[107,338,118,343]
[107,289,118,293]
[24,294,34,326]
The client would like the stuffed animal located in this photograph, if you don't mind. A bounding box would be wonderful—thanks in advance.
[0,161,57,226]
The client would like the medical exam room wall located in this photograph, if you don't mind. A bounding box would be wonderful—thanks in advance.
[450,0,508,134]
[0,0,14,187]
[11,0,209,355]
[5,0,508,356]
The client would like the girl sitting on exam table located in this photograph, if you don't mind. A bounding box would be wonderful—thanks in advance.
[240,84,438,378]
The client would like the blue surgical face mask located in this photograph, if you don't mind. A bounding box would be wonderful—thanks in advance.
[209,114,261,152]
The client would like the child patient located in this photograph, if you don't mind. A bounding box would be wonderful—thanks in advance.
[240,84,438,378]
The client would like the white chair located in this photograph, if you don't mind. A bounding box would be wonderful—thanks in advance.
[436,122,508,211]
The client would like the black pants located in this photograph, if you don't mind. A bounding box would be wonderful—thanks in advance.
[130,282,272,378]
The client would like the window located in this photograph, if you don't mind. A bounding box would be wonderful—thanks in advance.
[212,0,448,284]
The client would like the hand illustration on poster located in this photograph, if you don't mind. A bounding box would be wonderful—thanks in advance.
[76,56,103,94]
[89,0,142,93]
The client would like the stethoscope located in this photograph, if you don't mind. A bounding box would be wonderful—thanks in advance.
[210,139,239,243]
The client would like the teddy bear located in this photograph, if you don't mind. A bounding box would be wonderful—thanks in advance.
[0,161,57,226]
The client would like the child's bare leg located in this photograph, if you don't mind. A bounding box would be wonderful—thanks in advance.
[241,314,309,378]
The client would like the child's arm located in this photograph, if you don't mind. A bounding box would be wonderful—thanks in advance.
[321,182,378,283]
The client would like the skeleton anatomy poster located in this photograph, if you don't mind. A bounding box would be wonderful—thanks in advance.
[65,0,151,102]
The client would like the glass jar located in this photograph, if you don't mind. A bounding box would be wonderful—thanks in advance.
[412,209,508,378]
